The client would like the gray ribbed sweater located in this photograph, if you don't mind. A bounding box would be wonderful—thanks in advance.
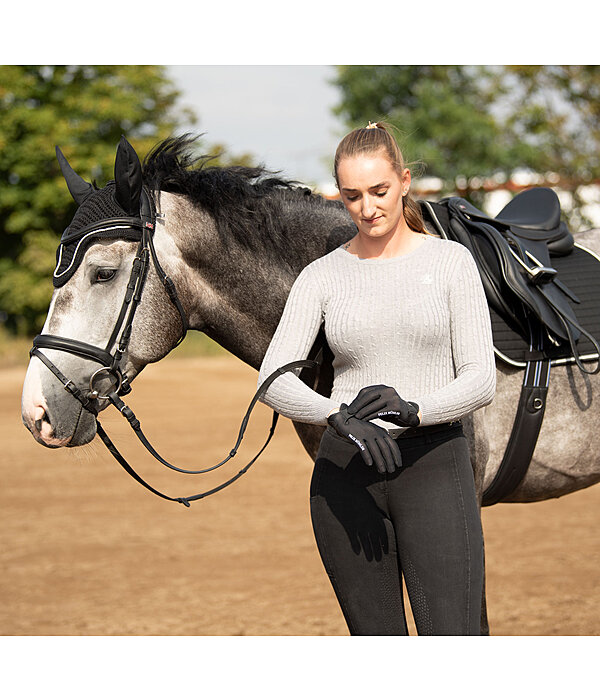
[258,234,496,429]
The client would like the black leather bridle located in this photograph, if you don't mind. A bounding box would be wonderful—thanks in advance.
[30,187,317,506]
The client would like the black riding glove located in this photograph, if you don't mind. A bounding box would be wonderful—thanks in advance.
[346,385,420,428]
[327,403,402,474]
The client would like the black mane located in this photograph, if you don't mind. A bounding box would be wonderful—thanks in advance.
[142,134,346,257]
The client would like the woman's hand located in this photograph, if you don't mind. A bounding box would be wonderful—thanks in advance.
[347,385,420,427]
[327,404,402,474]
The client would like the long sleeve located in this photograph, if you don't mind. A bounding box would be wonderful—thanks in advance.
[411,248,496,425]
[258,237,496,430]
[258,265,339,424]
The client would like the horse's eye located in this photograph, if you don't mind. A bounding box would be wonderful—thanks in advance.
[95,268,117,283]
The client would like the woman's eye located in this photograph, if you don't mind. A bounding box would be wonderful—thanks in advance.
[346,195,359,202]
[95,269,116,283]
[376,191,388,198]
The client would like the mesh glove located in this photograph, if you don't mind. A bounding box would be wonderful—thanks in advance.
[346,385,420,428]
[327,403,402,474]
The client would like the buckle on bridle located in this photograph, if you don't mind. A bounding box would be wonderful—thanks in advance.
[89,366,123,400]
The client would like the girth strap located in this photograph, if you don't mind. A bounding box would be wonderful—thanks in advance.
[481,351,550,506]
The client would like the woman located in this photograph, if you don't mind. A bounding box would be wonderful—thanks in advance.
[257,122,496,635]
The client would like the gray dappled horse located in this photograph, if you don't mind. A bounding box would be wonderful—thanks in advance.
[21,136,600,633]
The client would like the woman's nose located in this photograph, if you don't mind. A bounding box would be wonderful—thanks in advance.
[361,196,376,217]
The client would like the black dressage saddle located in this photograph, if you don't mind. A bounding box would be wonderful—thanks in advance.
[422,188,593,356]
[420,188,600,505]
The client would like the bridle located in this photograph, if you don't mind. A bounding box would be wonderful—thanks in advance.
[33,188,174,399]
[30,186,318,506]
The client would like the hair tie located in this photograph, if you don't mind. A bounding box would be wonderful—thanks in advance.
[365,121,379,130]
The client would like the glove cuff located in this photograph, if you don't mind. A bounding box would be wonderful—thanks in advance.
[407,401,421,426]
[327,403,352,429]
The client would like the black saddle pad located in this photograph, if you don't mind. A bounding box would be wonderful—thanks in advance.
[488,242,600,366]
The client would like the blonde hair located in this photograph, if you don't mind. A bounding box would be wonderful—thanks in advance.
[333,121,428,235]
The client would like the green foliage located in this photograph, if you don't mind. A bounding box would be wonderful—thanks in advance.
[0,65,198,336]
[333,66,600,220]
[333,66,529,182]
[494,66,600,180]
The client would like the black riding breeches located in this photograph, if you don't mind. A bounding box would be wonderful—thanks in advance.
[310,422,484,636]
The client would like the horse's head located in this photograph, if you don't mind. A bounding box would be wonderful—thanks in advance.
[21,137,186,448]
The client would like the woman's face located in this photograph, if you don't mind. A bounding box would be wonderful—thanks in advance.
[337,152,411,239]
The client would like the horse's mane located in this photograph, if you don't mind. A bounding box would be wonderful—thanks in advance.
[142,134,345,256]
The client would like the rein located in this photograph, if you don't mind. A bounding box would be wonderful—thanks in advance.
[31,187,317,506]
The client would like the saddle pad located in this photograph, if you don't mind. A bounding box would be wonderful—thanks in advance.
[492,242,600,366]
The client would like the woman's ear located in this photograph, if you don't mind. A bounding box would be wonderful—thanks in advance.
[402,168,412,194]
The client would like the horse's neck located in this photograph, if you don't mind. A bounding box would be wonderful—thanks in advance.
[158,190,353,368]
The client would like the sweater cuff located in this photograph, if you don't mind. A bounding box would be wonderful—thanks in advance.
[410,397,436,426]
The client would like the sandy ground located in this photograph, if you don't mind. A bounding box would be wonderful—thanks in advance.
[2,355,599,636]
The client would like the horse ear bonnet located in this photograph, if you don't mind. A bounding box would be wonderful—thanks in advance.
[53,138,145,288]
[114,136,143,216]
[52,182,144,287]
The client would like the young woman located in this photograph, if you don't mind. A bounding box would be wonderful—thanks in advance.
[257,122,496,635]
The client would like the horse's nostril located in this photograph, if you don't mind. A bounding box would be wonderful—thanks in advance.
[34,411,51,434]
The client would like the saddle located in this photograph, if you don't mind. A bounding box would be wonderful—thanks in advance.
[420,188,600,506]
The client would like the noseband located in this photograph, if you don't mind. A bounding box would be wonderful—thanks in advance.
[31,187,318,506]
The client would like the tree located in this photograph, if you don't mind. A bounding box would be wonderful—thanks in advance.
[492,66,600,229]
[333,66,533,183]
[492,66,600,179]
[0,66,190,333]
[332,66,600,224]
[0,65,251,336]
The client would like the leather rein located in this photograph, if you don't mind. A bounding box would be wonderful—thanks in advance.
[31,188,318,506]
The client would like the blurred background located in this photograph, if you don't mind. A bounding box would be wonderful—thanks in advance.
[1,64,599,361]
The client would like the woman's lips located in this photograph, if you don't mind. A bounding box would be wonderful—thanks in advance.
[363,215,382,224]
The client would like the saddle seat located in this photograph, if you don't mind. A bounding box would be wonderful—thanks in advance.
[495,187,560,231]
[455,187,574,254]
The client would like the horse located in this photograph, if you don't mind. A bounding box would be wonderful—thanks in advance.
[21,134,600,633]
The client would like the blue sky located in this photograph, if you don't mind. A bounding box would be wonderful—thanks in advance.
[167,66,344,188]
